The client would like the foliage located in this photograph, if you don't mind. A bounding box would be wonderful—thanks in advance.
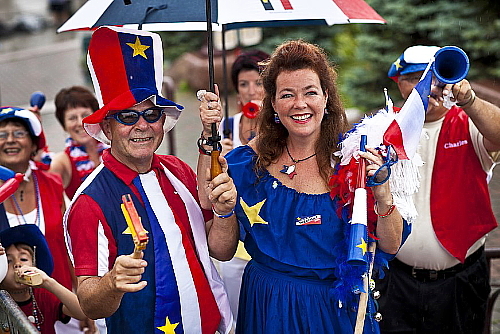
[349,0,500,111]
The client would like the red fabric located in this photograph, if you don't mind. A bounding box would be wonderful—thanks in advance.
[384,119,408,159]
[18,289,70,334]
[35,170,73,290]
[88,28,128,109]
[68,151,212,276]
[64,147,82,199]
[431,106,497,262]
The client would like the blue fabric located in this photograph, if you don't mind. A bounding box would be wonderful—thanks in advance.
[83,168,157,333]
[226,146,382,333]
[132,176,185,334]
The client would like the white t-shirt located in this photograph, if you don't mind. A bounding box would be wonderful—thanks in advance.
[396,117,500,270]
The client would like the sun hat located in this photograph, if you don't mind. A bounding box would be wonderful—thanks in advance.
[83,26,184,144]
[388,45,441,82]
[0,224,53,275]
[0,106,46,150]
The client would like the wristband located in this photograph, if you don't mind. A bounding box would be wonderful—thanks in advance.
[212,206,235,219]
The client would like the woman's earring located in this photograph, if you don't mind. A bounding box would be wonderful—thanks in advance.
[274,113,281,124]
[324,107,329,114]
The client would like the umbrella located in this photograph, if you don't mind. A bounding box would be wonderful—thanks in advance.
[58,0,385,175]
[57,0,385,33]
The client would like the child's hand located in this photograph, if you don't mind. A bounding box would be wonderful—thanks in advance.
[0,244,4,256]
[15,265,48,286]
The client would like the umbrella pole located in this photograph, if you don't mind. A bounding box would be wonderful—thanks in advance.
[222,25,231,139]
[205,0,222,178]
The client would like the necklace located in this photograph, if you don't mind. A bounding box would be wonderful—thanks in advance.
[27,287,44,332]
[280,145,317,179]
[9,171,40,227]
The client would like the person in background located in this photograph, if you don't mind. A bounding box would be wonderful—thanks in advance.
[198,40,407,333]
[219,50,269,155]
[0,224,87,334]
[376,45,500,334]
[50,86,107,200]
[0,106,97,333]
[65,26,236,333]
[215,49,269,322]
[0,107,72,291]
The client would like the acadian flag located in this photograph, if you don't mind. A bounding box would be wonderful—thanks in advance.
[347,135,368,266]
[383,65,433,160]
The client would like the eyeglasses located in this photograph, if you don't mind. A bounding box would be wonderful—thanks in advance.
[399,76,421,83]
[105,107,165,125]
[366,146,399,187]
[0,130,30,140]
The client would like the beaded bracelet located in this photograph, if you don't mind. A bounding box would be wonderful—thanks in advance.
[212,206,235,219]
[374,202,396,218]
[457,90,476,108]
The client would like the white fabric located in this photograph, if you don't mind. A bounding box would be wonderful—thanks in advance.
[396,117,499,270]
[140,170,202,332]
[0,253,7,283]
[219,112,243,148]
[5,166,46,234]
[335,107,420,224]
[161,164,233,334]
[403,46,440,65]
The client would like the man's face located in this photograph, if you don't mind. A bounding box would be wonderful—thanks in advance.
[102,99,165,172]
[397,71,447,122]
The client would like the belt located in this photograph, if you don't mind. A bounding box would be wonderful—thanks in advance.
[393,247,484,282]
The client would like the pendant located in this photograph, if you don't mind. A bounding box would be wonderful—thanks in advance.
[280,164,297,179]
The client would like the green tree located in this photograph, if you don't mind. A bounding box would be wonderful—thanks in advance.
[348,0,500,111]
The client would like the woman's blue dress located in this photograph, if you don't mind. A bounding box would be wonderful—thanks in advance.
[226,146,399,334]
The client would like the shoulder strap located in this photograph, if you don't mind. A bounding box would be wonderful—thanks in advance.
[222,117,234,138]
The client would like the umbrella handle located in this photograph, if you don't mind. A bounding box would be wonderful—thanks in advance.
[210,150,222,179]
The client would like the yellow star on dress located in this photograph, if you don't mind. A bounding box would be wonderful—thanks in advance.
[240,198,268,226]
[356,238,367,255]
[157,317,179,334]
[126,37,150,59]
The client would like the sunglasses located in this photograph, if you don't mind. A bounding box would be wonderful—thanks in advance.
[366,146,399,187]
[106,107,165,125]
[0,130,30,140]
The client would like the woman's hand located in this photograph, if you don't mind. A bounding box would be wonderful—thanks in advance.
[198,85,223,139]
[358,147,392,205]
[205,155,237,216]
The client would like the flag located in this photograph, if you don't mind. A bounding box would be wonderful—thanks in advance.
[383,68,432,160]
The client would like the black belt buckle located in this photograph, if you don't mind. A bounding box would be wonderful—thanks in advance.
[411,268,439,281]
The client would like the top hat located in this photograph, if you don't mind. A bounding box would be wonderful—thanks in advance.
[388,45,441,82]
[0,224,54,275]
[83,26,184,144]
[0,106,46,150]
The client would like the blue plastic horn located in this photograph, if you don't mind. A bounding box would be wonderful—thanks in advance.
[432,46,470,84]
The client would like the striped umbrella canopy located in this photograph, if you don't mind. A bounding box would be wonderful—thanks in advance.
[57,0,385,33]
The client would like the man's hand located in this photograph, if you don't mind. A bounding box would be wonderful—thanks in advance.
[109,254,148,293]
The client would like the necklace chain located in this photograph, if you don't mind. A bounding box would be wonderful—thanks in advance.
[10,171,40,227]
[29,287,44,331]
[285,145,317,163]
